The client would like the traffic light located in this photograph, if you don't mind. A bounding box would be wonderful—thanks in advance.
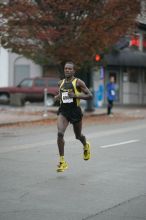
[95,54,101,62]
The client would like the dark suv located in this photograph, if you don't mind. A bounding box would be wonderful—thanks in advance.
[0,77,59,106]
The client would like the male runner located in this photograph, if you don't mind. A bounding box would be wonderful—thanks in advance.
[54,61,93,172]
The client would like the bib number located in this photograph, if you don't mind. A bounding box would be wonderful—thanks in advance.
[111,90,115,96]
[62,92,73,103]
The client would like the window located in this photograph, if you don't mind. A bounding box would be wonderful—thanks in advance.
[47,79,58,87]
[19,79,33,87]
[130,33,146,52]
[129,33,140,50]
[34,79,45,87]
[128,69,138,83]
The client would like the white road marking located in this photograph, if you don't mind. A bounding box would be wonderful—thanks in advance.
[100,139,139,148]
[1,122,145,154]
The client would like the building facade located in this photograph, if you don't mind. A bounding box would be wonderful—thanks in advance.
[103,6,146,106]
[0,48,42,87]
[105,63,146,105]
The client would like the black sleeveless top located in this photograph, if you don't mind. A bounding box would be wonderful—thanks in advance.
[59,78,80,109]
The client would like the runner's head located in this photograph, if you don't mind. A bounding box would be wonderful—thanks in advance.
[64,61,75,79]
[110,75,115,83]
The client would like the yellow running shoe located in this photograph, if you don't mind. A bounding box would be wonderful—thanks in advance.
[57,161,68,172]
[83,142,91,160]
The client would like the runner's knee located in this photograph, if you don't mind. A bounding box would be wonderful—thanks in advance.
[58,132,64,139]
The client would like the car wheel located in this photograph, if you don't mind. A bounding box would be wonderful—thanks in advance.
[0,94,9,103]
[46,95,55,107]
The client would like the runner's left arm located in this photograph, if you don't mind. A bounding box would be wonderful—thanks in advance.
[68,79,92,100]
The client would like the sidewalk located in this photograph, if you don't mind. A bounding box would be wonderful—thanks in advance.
[0,103,146,127]
[0,104,58,126]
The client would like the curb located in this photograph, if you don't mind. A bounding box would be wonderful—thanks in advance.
[0,116,57,127]
[1,107,145,127]
[0,111,107,127]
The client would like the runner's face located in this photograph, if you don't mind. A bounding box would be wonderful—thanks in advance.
[64,63,75,79]
[110,76,115,83]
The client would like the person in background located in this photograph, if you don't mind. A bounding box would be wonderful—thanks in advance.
[106,75,116,116]
[54,61,93,172]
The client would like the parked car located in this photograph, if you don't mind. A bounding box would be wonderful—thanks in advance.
[0,77,60,106]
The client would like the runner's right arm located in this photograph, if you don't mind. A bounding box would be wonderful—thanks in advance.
[54,80,62,102]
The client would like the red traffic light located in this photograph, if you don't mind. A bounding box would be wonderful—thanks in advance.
[95,54,101,62]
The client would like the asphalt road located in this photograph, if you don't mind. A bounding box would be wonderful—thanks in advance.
[0,119,146,220]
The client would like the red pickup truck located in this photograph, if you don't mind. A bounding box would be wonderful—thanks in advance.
[0,77,60,106]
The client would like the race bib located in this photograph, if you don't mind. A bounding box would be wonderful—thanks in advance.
[62,92,73,103]
[111,90,115,96]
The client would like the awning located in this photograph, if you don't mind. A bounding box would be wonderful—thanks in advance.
[105,48,146,67]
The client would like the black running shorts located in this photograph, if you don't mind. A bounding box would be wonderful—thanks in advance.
[57,106,83,124]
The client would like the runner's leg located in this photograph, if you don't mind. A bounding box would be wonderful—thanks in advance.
[57,114,69,156]
[107,100,112,115]
[73,121,91,160]
[73,120,86,145]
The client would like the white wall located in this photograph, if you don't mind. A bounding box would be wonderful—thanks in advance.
[9,53,42,85]
[0,47,9,87]
[0,49,43,87]
[123,82,140,104]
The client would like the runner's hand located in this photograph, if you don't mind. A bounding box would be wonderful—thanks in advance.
[68,91,76,98]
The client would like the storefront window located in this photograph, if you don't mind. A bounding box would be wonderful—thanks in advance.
[129,33,146,52]
[129,34,140,50]
[127,68,138,83]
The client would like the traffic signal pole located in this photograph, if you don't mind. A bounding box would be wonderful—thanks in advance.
[85,68,95,112]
